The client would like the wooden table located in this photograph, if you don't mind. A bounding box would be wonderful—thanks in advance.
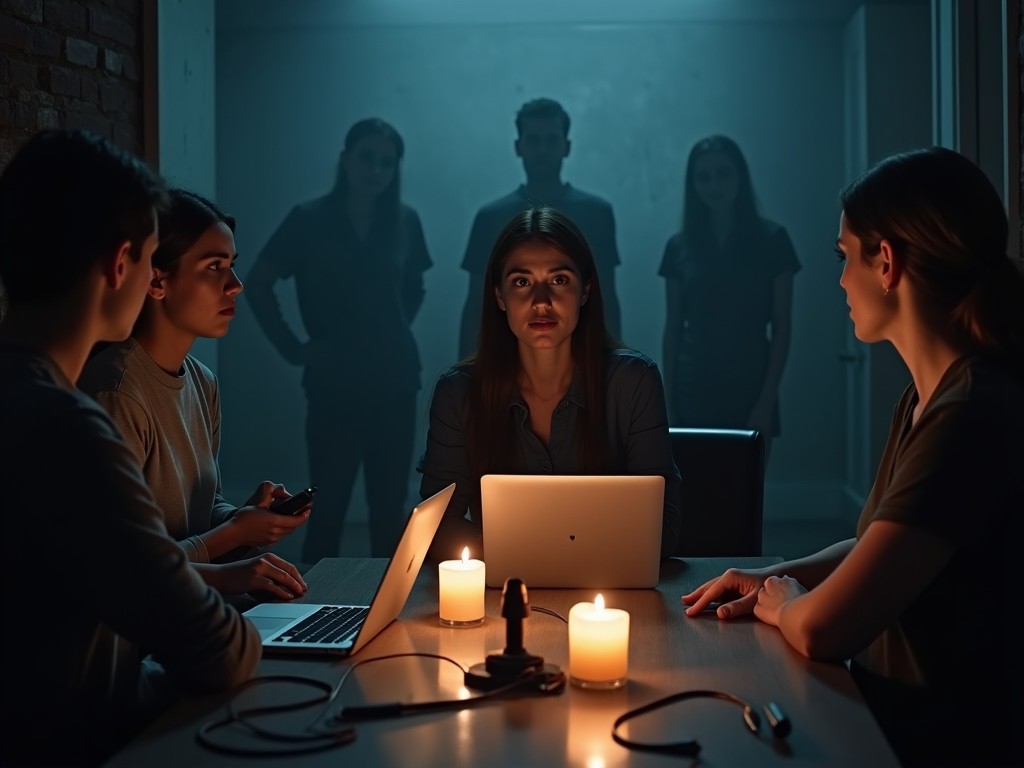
[105,557,900,766]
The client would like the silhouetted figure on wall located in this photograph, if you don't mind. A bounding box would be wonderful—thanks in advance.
[247,118,432,561]
[458,98,621,358]
[659,135,800,457]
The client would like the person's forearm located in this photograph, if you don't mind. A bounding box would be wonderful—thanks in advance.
[756,328,791,404]
[403,276,426,323]
[245,272,305,364]
[190,562,221,589]
[757,274,794,406]
[198,521,243,562]
[771,538,855,588]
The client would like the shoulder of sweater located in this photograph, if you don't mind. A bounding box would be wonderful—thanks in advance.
[78,339,135,395]
[182,354,219,393]
[79,339,159,410]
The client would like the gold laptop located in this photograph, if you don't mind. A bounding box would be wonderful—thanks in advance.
[480,475,663,589]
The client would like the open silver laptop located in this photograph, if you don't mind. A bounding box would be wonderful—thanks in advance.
[480,475,663,589]
[243,483,455,655]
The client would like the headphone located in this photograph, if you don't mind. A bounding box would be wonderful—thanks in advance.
[611,689,791,757]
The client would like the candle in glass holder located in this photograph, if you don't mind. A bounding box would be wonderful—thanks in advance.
[568,594,629,688]
[438,547,485,627]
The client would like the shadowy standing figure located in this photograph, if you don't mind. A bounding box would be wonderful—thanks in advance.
[81,189,309,600]
[682,148,1024,768]
[247,118,432,560]
[421,207,680,563]
[659,135,800,458]
[458,98,621,358]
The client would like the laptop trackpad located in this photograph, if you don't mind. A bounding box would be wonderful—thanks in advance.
[248,616,291,634]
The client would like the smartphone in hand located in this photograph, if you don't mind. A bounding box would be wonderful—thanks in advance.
[270,486,318,516]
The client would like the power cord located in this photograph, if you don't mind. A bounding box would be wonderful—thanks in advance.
[530,605,567,623]
[196,673,353,757]
[196,582,566,756]
[611,689,791,757]
[196,651,563,757]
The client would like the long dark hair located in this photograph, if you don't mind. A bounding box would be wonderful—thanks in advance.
[330,117,404,246]
[841,147,1024,371]
[467,207,615,479]
[682,135,761,251]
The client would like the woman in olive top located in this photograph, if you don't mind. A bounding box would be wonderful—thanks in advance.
[683,148,1024,767]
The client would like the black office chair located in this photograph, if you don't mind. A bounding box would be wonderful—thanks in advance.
[669,427,765,557]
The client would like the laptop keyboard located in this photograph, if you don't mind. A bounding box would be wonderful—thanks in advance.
[273,605,369,644]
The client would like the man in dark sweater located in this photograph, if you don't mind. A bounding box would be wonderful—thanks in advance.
[0,130,261,766]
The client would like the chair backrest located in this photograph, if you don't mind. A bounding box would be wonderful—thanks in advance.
[670,427,765,557]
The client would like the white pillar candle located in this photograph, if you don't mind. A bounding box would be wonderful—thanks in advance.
[438,547,486,627]
[568,594,629,689]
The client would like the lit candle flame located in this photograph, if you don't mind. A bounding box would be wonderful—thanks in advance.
[461,547,470,563]
[595,593,605,612]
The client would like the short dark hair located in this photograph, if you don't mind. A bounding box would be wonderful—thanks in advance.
[153,189,236,274]
[515,98,571,138]
[0,129,167,304]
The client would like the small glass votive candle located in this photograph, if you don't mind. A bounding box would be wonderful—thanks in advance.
[438,547,485,627]
[568,594,629,689]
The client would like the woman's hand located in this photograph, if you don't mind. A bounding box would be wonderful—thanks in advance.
[681,567,773,619]
[228,481,311,548]
[753,575,807,627]
[199,552,308,599]
[229,505,309,548]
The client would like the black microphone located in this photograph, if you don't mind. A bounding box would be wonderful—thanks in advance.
[464,577,565,693]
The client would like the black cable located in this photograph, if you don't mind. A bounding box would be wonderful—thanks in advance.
[196,651,562,757]
[310,652,468,731]
[196,675,355,757]
[335,669,563,721]
[611,689,790,757]
[530,605,568,623]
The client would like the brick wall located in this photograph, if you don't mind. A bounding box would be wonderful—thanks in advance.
[0,0,146,167]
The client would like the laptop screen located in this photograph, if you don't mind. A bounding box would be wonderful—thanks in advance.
[480,475,663,589]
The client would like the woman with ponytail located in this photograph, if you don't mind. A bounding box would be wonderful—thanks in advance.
[682,148,1023,767]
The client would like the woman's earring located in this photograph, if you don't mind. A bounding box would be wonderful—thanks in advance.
[883,286,889,296]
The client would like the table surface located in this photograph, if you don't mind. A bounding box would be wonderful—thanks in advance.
[106,557,900,767]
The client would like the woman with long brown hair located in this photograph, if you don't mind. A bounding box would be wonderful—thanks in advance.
[419,207,681,561]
